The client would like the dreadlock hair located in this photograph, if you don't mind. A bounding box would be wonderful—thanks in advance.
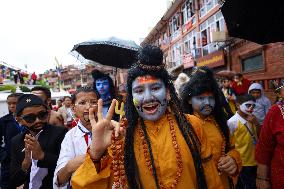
[180,66,231,153]
[124,45,207,189]
[92,69,116,100]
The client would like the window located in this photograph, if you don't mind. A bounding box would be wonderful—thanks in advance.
[182,0,194,24]
[199,0,218,18]
[199,11,225,56]
[241,54,264,72]
[184,29,197,56]
[170,43,182,67]
[169,13,181,40]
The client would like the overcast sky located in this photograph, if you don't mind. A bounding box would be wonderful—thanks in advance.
[0,0,168,74]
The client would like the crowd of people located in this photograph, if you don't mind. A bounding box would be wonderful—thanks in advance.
[12,71,37,85]
[0,45,283,189]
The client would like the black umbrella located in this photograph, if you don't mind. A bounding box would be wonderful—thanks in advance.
[221,0,284,44]
[71,37,141,69]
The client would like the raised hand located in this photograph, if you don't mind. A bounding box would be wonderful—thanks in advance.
[24,134,44,160]
[89,99,118,160]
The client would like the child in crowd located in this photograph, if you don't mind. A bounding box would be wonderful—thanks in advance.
[53,86,99,188]
[227,95,260,189]
[248,83,271,126]
[221,77,237,113]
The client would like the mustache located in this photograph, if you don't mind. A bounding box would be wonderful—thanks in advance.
[200,105,214,111]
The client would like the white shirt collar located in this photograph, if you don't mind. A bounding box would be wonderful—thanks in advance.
[74,121,91,137]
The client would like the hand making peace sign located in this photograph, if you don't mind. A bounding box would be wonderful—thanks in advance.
[89,99,125,160]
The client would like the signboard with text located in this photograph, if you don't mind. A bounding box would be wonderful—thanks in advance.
[197,50,225,68]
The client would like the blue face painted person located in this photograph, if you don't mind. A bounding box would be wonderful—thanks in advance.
[132,75,168,121]
[190,92,216,117]
[95,78,110,100]
[95,78,112,118]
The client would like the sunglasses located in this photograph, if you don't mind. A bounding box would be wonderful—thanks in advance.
[245,103,256,109]
[20,111,48,124]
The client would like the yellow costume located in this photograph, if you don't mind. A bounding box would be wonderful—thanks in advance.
[195,114,242,189]
[227,113,257,166]
[71,114,224,189]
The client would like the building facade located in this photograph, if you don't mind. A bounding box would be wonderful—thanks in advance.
[142,0,284,101]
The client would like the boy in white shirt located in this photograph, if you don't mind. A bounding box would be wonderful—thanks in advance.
[53,86,99,188]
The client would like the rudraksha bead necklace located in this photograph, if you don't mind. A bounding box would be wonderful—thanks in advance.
[138,113,183,189]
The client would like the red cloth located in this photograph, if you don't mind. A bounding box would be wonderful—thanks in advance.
[232,78,251,95]
[31,72,37,80]
[71,118,79,128]
[256,102,284,189]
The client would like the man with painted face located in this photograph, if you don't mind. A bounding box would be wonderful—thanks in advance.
[181,66,241,189]
[71,45,224,189]
[9,94,67,189]
[227,95,258,189]
[92,70,116,118]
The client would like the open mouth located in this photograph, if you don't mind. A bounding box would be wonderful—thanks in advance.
[142,102,160,114]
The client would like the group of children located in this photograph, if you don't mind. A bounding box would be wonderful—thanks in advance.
[219,76,273,188]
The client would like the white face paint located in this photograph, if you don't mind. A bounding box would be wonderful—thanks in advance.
[239,100,256,115]
[191,93,215,116]
[132,75,167,121]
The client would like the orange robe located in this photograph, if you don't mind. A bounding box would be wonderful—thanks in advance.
[195,115,242,189]
[71,114,224,189]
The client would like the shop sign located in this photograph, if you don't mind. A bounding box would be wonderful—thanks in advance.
[197,50,225,68]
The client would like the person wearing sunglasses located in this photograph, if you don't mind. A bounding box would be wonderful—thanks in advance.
[9,94,67,189]
[227,94,259,189]
[53,86,99,189]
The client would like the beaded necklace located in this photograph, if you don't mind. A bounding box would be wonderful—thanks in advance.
[138,113,183,189]
[111,117,128,189]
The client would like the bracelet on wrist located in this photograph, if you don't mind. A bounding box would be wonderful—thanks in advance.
[256,177,270,181]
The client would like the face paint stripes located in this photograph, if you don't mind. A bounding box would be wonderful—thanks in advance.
[137,76,159,85]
